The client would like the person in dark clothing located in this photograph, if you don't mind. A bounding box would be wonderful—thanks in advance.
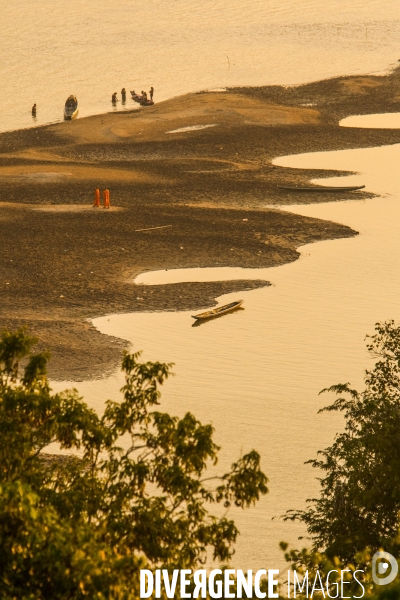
[112,92,118,103]
[149,87,154,101]
[32,103,37,116]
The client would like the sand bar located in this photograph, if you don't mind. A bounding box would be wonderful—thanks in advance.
[1,67,400,379]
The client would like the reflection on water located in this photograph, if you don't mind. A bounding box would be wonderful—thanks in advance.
[1,0,399,132]
[192,306,246,327]
[341,112,400,129]
[52,141,400,569]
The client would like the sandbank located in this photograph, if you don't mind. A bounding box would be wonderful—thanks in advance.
[1,66,400,379]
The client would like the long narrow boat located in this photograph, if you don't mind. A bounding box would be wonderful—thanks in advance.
[278,185,365,192]
[64,95,78,120]
[192,300,243,321]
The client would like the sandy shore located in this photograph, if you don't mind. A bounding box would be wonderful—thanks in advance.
[1,66,400,379]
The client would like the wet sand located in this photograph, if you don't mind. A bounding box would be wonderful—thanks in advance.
[2,67,400,379]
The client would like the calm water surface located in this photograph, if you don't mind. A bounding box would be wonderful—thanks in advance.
[1,0,400,132]
[9,0,400,570]
[52,138,400,569]
[341,112,400,128]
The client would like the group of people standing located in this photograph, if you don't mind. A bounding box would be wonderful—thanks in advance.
[112,87,154,104]
[31,85,155,116]
[112,89,125,103]
[139,87,154,102]
[93,188,110,209]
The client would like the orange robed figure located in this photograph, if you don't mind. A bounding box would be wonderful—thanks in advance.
[94,188,100,207]
[103,188,110,208]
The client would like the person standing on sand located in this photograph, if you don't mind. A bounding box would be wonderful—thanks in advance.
[149,87,154,101]
[103,188,110,209]
[93,187,100,207]
[112,92,118,103]
[32,103,36,116]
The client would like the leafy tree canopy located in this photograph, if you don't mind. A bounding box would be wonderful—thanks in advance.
[0,328,268,599]
[286,320,400,564]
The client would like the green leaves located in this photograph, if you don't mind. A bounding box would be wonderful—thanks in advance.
[288,320,400,563]
[0,329,268,595]
[0,328,38,383]
[217,451,269,508]
[0,481,141,599]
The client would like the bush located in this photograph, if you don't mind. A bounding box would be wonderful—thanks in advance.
[0,329,268,598]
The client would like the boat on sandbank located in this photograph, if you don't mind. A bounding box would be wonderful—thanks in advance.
[278,185,365,192]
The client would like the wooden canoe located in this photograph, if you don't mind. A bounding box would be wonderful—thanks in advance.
[278,185,365,192]
[192,300,243,321]
[64,95,78,120]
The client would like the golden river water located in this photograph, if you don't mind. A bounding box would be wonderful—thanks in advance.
[1,0,400,132]
[50,113,400,568]
[5,0,400,569]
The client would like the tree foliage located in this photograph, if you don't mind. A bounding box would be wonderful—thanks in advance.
[281,542,400,600]
[286,320,400,563]
[0,328,268,599]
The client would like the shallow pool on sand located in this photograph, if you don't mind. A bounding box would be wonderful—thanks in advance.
[52,141,400,570]
[341,112,400,129]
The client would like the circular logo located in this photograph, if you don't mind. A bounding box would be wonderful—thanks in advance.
[372,551,398,585]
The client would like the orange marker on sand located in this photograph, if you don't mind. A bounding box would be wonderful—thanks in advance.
[94,188,100,207]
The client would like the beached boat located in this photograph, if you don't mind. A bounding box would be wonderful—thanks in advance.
[278,185,365,192]
[64,95,78,120]
[130,92,154,106]
[192,300,244,321]
[130,92,142,102]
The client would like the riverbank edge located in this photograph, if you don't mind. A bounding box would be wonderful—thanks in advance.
[1,66,400,380]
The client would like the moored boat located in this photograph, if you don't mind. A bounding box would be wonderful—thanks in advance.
[64,95,78,120]
[192,300,244,321]
[130,91,154,106]
[130,91,142,102]
[278,185,365,192]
